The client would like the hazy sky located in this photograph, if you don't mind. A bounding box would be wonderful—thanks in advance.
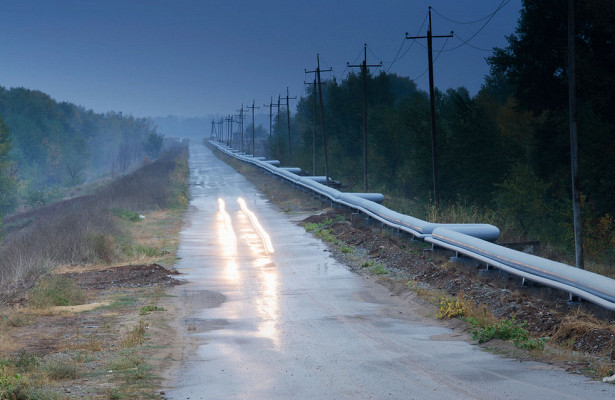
[1,0,522,118]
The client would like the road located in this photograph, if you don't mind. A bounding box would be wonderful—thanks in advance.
[164,143,614,399]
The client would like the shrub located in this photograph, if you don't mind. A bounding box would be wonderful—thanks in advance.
[28,275,86,309]
[437,297,468,319]
[43,359,78,380]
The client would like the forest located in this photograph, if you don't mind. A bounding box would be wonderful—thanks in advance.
[262,0,614,266]
[0,87,164,220]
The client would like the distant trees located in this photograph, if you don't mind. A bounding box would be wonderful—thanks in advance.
[0,116,17,219]
[144,132,164,159]
[0,86,165,214]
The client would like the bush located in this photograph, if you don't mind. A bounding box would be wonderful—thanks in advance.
[43,359,78,380]
[28,275,86,309]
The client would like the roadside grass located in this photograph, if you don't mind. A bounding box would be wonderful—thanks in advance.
[434,294,547,351]
[0,145,188,399]
[0,146,189,293]
[28,275,87,309]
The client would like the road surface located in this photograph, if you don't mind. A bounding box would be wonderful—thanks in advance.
[164,143,614,399]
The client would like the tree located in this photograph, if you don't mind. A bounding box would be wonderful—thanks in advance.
[487,0,615,216]
[143,132,164,159]
[0,116,17,218]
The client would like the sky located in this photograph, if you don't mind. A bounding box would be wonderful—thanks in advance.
[0,0,522,119]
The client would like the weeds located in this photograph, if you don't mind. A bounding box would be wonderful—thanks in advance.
[371,263,389,275]
[112,208,142,222]
[43,358,78,380]
[436,297,468,319]
[0,146,189,292]
[339,245,354,254]
[28,275,87,308]
[139,305,166,315]
[122,320,147,347]
[466,316,547,350]
[315,229,339,244]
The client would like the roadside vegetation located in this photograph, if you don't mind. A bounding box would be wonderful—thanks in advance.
[0,144,188,398]
[0,145,188,294]
[255,1,614,276]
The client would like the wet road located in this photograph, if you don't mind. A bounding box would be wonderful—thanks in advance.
[165,143,614,399]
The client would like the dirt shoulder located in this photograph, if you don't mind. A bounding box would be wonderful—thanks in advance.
[211,144,615,381]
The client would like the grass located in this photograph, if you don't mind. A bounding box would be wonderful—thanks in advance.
[122,320,147,347]
[339,245,354,254]
[139,305,166,315]
[43,358,78,380]
[28,275,87,309]
[0,146,189,399]
[112,208,142,222]
[371,263,389,275]
[435,293,547,351]
[0,145,189,292]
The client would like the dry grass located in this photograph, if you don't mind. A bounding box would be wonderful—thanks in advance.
[0,146,188,296]
[551,308,615,351]
[122,319,147,347]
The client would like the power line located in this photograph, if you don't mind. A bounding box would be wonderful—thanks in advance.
[431,0,510,25]
[436,0,510,52]
[409,34,451,83]
[386,11,429,73]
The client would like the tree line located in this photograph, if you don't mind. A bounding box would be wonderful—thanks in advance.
[0,86,164,220]
[265,0,614,263]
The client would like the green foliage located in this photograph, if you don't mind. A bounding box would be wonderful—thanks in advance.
[112,208,141,222]
[139,305,166,315]
[339,245,353,254]
[371,263,388,275]
[91,233,116,264]
[467,316,546,350]
[361,260,375,269]
[304,222,319,232]
[23,184,60,208]
[143,132,164,159]
[11,352,39,373]
[28,275,87,308]
[314,228,339,244]
[0,116,17,218]
[43,359,78,380]
[0,86,165,213]
[436,297,467,319]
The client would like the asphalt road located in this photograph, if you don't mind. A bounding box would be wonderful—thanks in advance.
[164,143,614,399]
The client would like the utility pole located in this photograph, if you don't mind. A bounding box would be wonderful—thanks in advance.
[407,7,453,206]
[568,0,583,273]
[304,79,318,176]
[236,104,246,153]
[347,43,382,191]
[282,87,297,163]
[276,95,281,158]
[306,54,332,185]
[218,118,224,144]
[263,97,279,159]
[225,115,233,147]
[247,100,260,156]
[210,119,217,141]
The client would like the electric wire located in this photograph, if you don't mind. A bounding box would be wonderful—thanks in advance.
[431,0,511,25]
[409,35,451,83]
[436,0,510,52]
[386,11,428,72]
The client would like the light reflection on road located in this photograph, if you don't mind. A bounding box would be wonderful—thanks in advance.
[237,197,275,254]
[216,196,279,349]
